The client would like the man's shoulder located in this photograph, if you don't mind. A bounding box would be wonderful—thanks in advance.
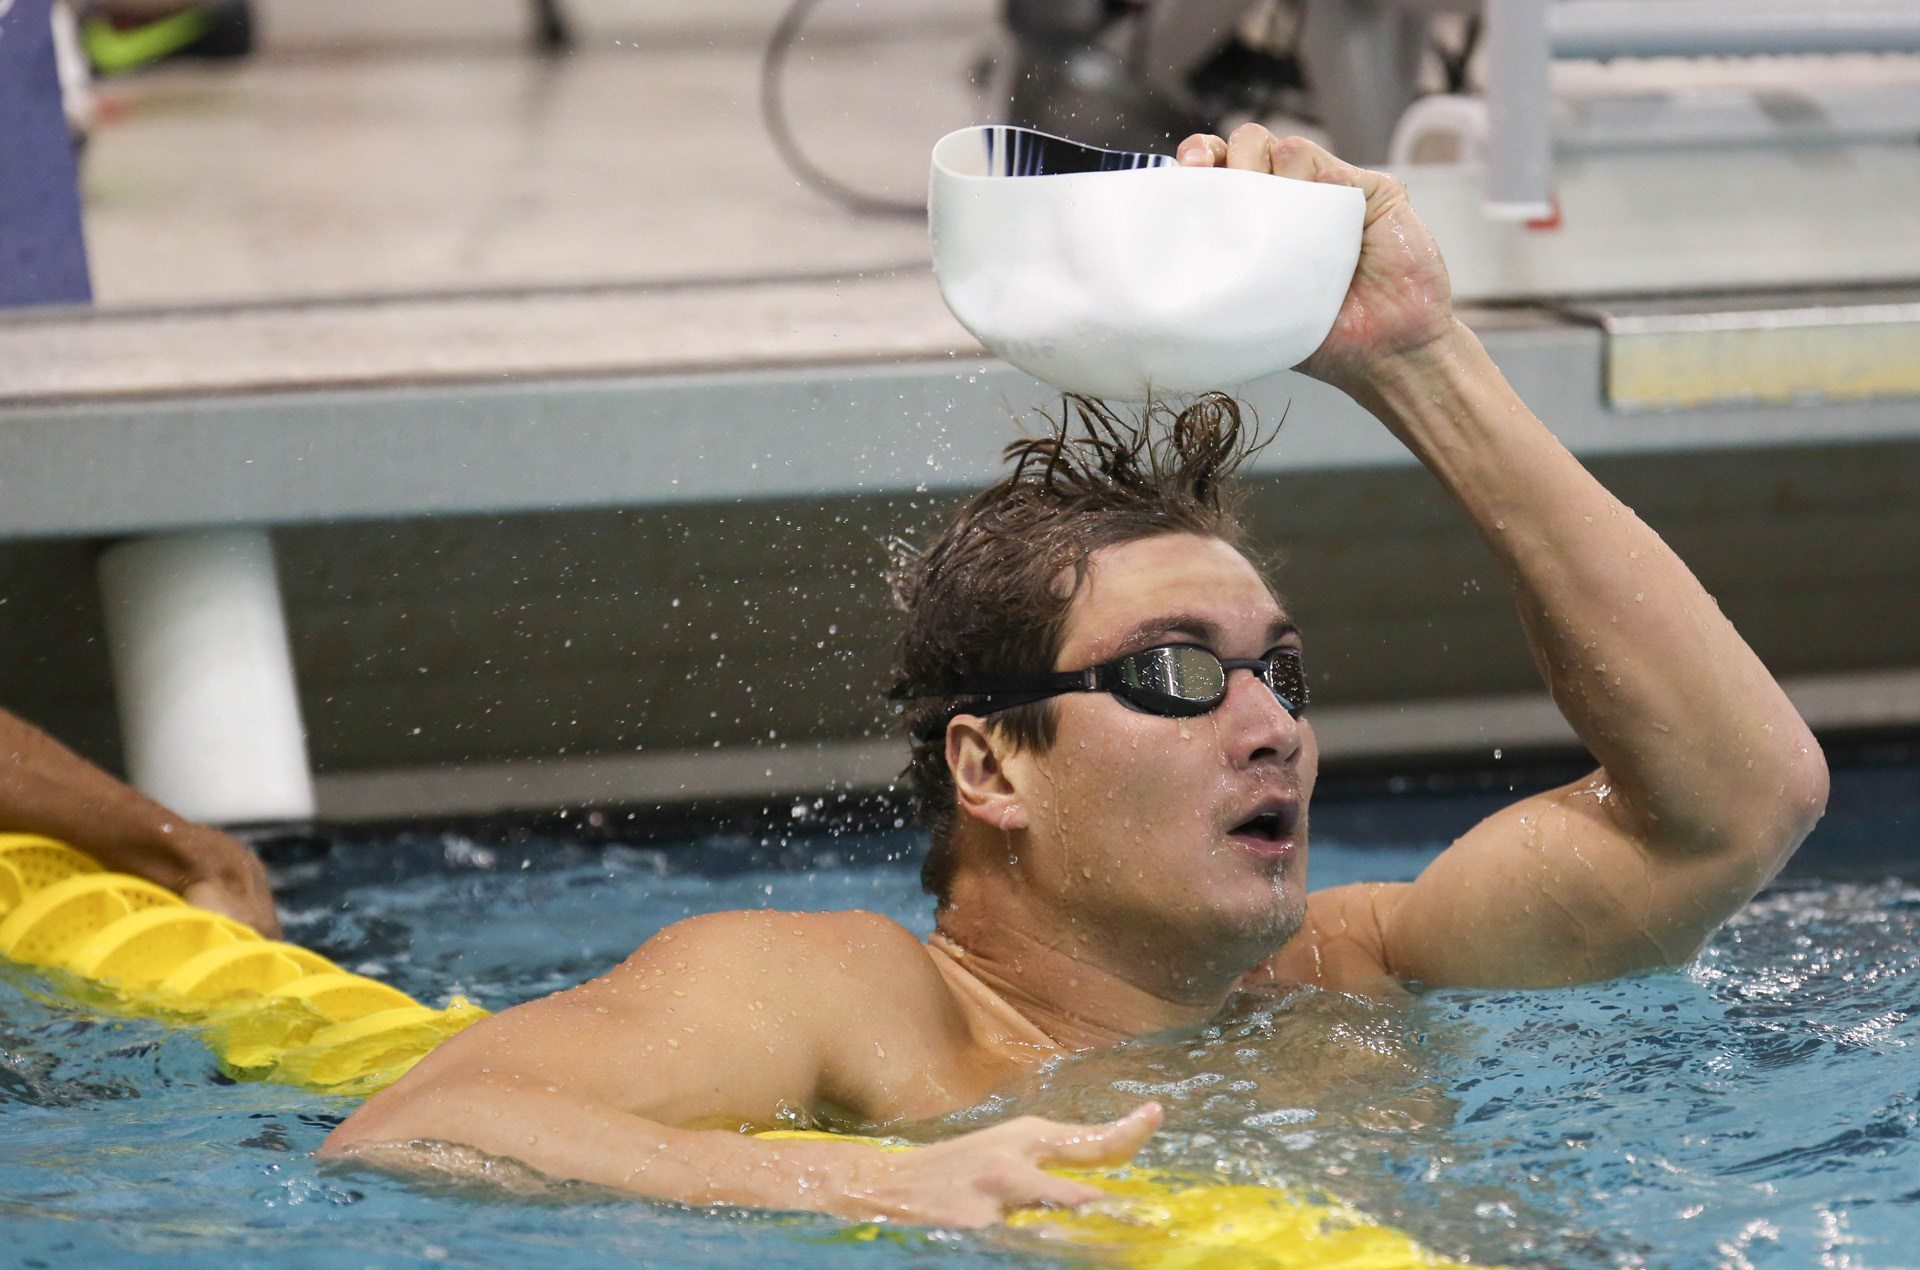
[610,910,973,1083]
[637,906,928,954]
[614,908,939,993]
[1251,883,1410,995]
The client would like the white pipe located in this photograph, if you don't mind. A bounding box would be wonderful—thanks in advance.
[1551,0,1920,61]
[1484,0,1555,221]
[97,529,315,825]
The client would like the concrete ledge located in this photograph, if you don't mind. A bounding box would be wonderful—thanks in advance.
[315,737,911,820]
[0,269,958,407]
[9,313,1920,541]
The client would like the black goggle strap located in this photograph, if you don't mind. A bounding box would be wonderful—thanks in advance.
[959,654,1227,714]
[953,667,1100,715]
[896,669,1098,739]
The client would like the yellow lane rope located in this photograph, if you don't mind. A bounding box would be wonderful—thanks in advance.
[0,834,485,1095]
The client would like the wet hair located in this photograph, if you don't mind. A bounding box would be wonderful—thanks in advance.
[889,392,1276,906]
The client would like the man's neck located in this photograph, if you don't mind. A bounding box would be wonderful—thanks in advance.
[933,876,1247,1051]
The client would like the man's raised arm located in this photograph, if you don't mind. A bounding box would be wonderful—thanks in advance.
[321,909,1160,1225]
[1349,319,1825,986]
[1185,126,1828,988]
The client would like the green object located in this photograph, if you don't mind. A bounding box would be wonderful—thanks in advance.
[82,9,211,75]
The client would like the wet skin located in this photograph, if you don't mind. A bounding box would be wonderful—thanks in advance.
[321,124,1829,1228]
[990,533,1314,972]
[931,533,1321,1049]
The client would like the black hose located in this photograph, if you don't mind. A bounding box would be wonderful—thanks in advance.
[759,0,927,220]
[533,0,572,54]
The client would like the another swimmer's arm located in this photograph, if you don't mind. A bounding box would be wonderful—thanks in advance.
[1189,127,1826,989]
[321,911,1158,1225]
[0,705,279,934]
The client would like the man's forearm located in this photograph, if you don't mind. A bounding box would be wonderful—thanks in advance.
[325,1085,888,1218]
[1346,323,1827,854]
[2,707,200,877]
[0,707,278,932]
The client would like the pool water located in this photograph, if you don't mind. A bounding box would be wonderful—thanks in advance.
[3,755,1917,1268]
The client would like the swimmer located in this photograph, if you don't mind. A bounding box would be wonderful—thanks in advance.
[0,705,279,935]
[321,126,1827,1226]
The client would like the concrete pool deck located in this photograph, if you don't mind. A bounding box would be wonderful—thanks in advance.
[71,0,972,311]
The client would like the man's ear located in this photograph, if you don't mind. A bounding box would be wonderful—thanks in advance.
[946,715,1029,832]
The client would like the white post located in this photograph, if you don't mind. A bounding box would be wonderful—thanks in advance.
[1484,0,1555,222]
[97,529,315,825]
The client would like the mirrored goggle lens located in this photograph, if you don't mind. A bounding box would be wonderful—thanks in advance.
[1263,651,1309,716]
[1115,646,1227,713]
[1114,646,1310,717]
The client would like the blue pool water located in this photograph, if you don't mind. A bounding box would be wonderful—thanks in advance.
[3,754,1917,1267]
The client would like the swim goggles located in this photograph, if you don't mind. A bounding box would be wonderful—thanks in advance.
[924,644,1309,724]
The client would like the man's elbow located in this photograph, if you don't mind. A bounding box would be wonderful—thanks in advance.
[1741,731,1829,874]
[1781,736,1831,841]
[319,1100,404,1159]
[319,1075,459,1160]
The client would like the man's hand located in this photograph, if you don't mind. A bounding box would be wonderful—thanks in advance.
[1176,124,1455,394]
[845,1104,1163,1228]
[171,824,280,935]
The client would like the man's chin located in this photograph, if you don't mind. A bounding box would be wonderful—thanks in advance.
[1195,888,1306,961]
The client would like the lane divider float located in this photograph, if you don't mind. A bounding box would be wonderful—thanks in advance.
[0,833,485,1094]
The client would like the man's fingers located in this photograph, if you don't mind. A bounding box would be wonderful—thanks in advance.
[989,1164,1106,1212]
[1176,133,1226,167]
[1188,125,1402,221]
[1264,132,1407,223]
[1189,124,1407,228]
[1028,1102,1164,1168]
[183,878,281,937]
[1225,122,1276,173]
[1261,131,1344,183]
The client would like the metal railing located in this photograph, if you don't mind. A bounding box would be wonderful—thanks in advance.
[1484,0,1920,218]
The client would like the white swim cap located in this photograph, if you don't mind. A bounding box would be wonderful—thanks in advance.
[929,125,1364,402]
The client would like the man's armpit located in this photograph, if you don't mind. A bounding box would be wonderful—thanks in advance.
[1253,884,1408,997]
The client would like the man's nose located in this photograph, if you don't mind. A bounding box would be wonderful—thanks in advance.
[1218,668,1302,766]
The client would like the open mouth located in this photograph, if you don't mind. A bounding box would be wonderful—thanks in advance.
[1228,802,1299,855]
[1233,811,1286,840]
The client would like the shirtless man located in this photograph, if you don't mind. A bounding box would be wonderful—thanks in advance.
[321,126,1829,1226]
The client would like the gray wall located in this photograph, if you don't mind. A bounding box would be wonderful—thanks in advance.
[6,436,1915,781]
